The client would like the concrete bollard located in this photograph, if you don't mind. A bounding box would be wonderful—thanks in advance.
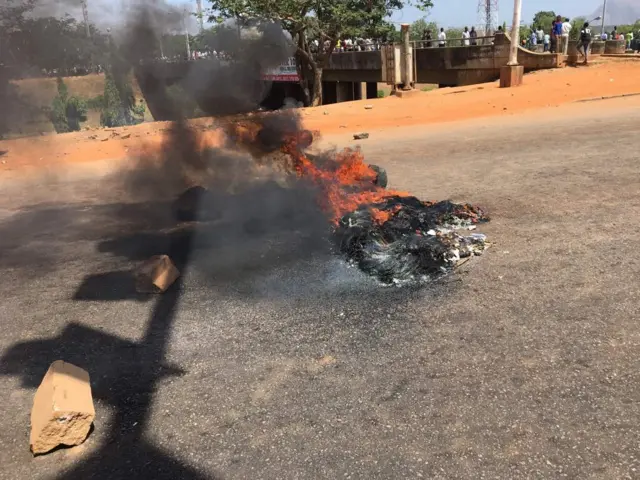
[134,255,180,293]
[30,361,95,455]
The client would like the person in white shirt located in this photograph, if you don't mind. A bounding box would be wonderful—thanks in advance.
[462,27,470,46]
[544,32,551,52]
[438,28,447,47]
[536,27,544,43]
[601,32,608,41]
[561,17,572,55]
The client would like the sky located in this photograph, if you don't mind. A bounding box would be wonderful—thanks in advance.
[389,0,604,28]
[167,0,605,29]
[62,0,606,32]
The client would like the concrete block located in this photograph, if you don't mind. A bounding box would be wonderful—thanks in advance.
[134,255,180,293]
[499,65,524,88]
[393,89,422,99]
[30,361,95,455]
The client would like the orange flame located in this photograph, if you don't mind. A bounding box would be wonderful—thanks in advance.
[225,119,409,225]
[282,138,408,224]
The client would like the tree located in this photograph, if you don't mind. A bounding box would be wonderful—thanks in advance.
[48,77,88,133]
[208,0,434,106]
[532,10,556,33]
[445,27,463,46]
[2,6,111,76]
[0,0,37,66]
[519,24,531,46]
[569,17,586,41]
[410,18,438,40]
[99,70,145,127]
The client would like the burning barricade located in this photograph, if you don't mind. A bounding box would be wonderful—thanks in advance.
[276,133,490,285]
[178,117,489,286]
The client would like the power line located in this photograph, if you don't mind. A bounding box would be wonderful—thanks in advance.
[196,0,204,32]
[477,0,499,35]
[81,0,91,38]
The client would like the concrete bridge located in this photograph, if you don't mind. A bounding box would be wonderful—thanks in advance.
[134,34,563,120]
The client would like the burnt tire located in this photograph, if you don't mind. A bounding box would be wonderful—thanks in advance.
[369,164,388,188]
[173,185,222,222]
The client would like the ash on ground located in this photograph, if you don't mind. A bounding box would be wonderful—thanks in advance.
[334,196,490,285]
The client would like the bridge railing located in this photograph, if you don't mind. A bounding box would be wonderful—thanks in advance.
[330,35,499,54]
[411,35,497,49]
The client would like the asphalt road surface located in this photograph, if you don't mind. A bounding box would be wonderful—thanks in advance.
[1,99,639,479]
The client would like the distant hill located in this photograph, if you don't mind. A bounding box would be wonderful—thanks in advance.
[589,0,640,26]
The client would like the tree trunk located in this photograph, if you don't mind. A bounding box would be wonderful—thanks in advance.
[311,66,323,106]
[295,51,312,106]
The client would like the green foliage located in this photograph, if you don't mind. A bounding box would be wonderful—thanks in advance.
[86,94,105,110]
[48,77,88,133]
[98,70,144,127]
[208,0,434,106]
[55,76,68,100]
[445,27,463,45]
[2,10,111,73]
[64,95,89,131]
[518,25,530,44]
[49,96,70,133]
[377,89,386,98]
[570,17,587,41]
[532,11,556,33]
[410,19,438,40]
[617,23,640,36]
[100,71,122,127]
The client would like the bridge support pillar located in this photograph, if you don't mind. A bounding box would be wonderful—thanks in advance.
[336,81,354,103]
[366,82,378,99]
[322,81,337,104]
[355,83,365,101]
[499,65,524,88]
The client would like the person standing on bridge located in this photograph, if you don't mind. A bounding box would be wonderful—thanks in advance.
[438,28,447,47]
[578,22,592,65]
[551,19,561,53]
[470,26,478,45]
[536,26,545,44]
[561,18,572,56]
[462,27,471,46]
[544,31,551,52]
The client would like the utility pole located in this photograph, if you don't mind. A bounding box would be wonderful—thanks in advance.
[507,0,522,65]
[400,24,413,90]
[499,0,523,87]
[196,0,204,33]
[81,0,91,38]
[183,8,191,60]
[601,0,607,36]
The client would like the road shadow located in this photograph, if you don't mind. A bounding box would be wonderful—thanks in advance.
[73,271,150,301]
[0,189,218,477]
[0,167,449,477]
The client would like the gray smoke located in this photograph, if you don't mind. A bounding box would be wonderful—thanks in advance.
[109,6,332,290]
[30,0,197,32]
[2,0,332,291]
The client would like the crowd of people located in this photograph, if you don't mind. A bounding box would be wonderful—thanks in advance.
[331,39,381,52]
[419,26,482,48]
[523,17,638,57]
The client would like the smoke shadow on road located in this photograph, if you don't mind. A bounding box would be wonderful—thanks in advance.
[0,203,216,478]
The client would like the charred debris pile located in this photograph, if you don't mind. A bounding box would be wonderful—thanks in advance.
[176,116,490,286]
